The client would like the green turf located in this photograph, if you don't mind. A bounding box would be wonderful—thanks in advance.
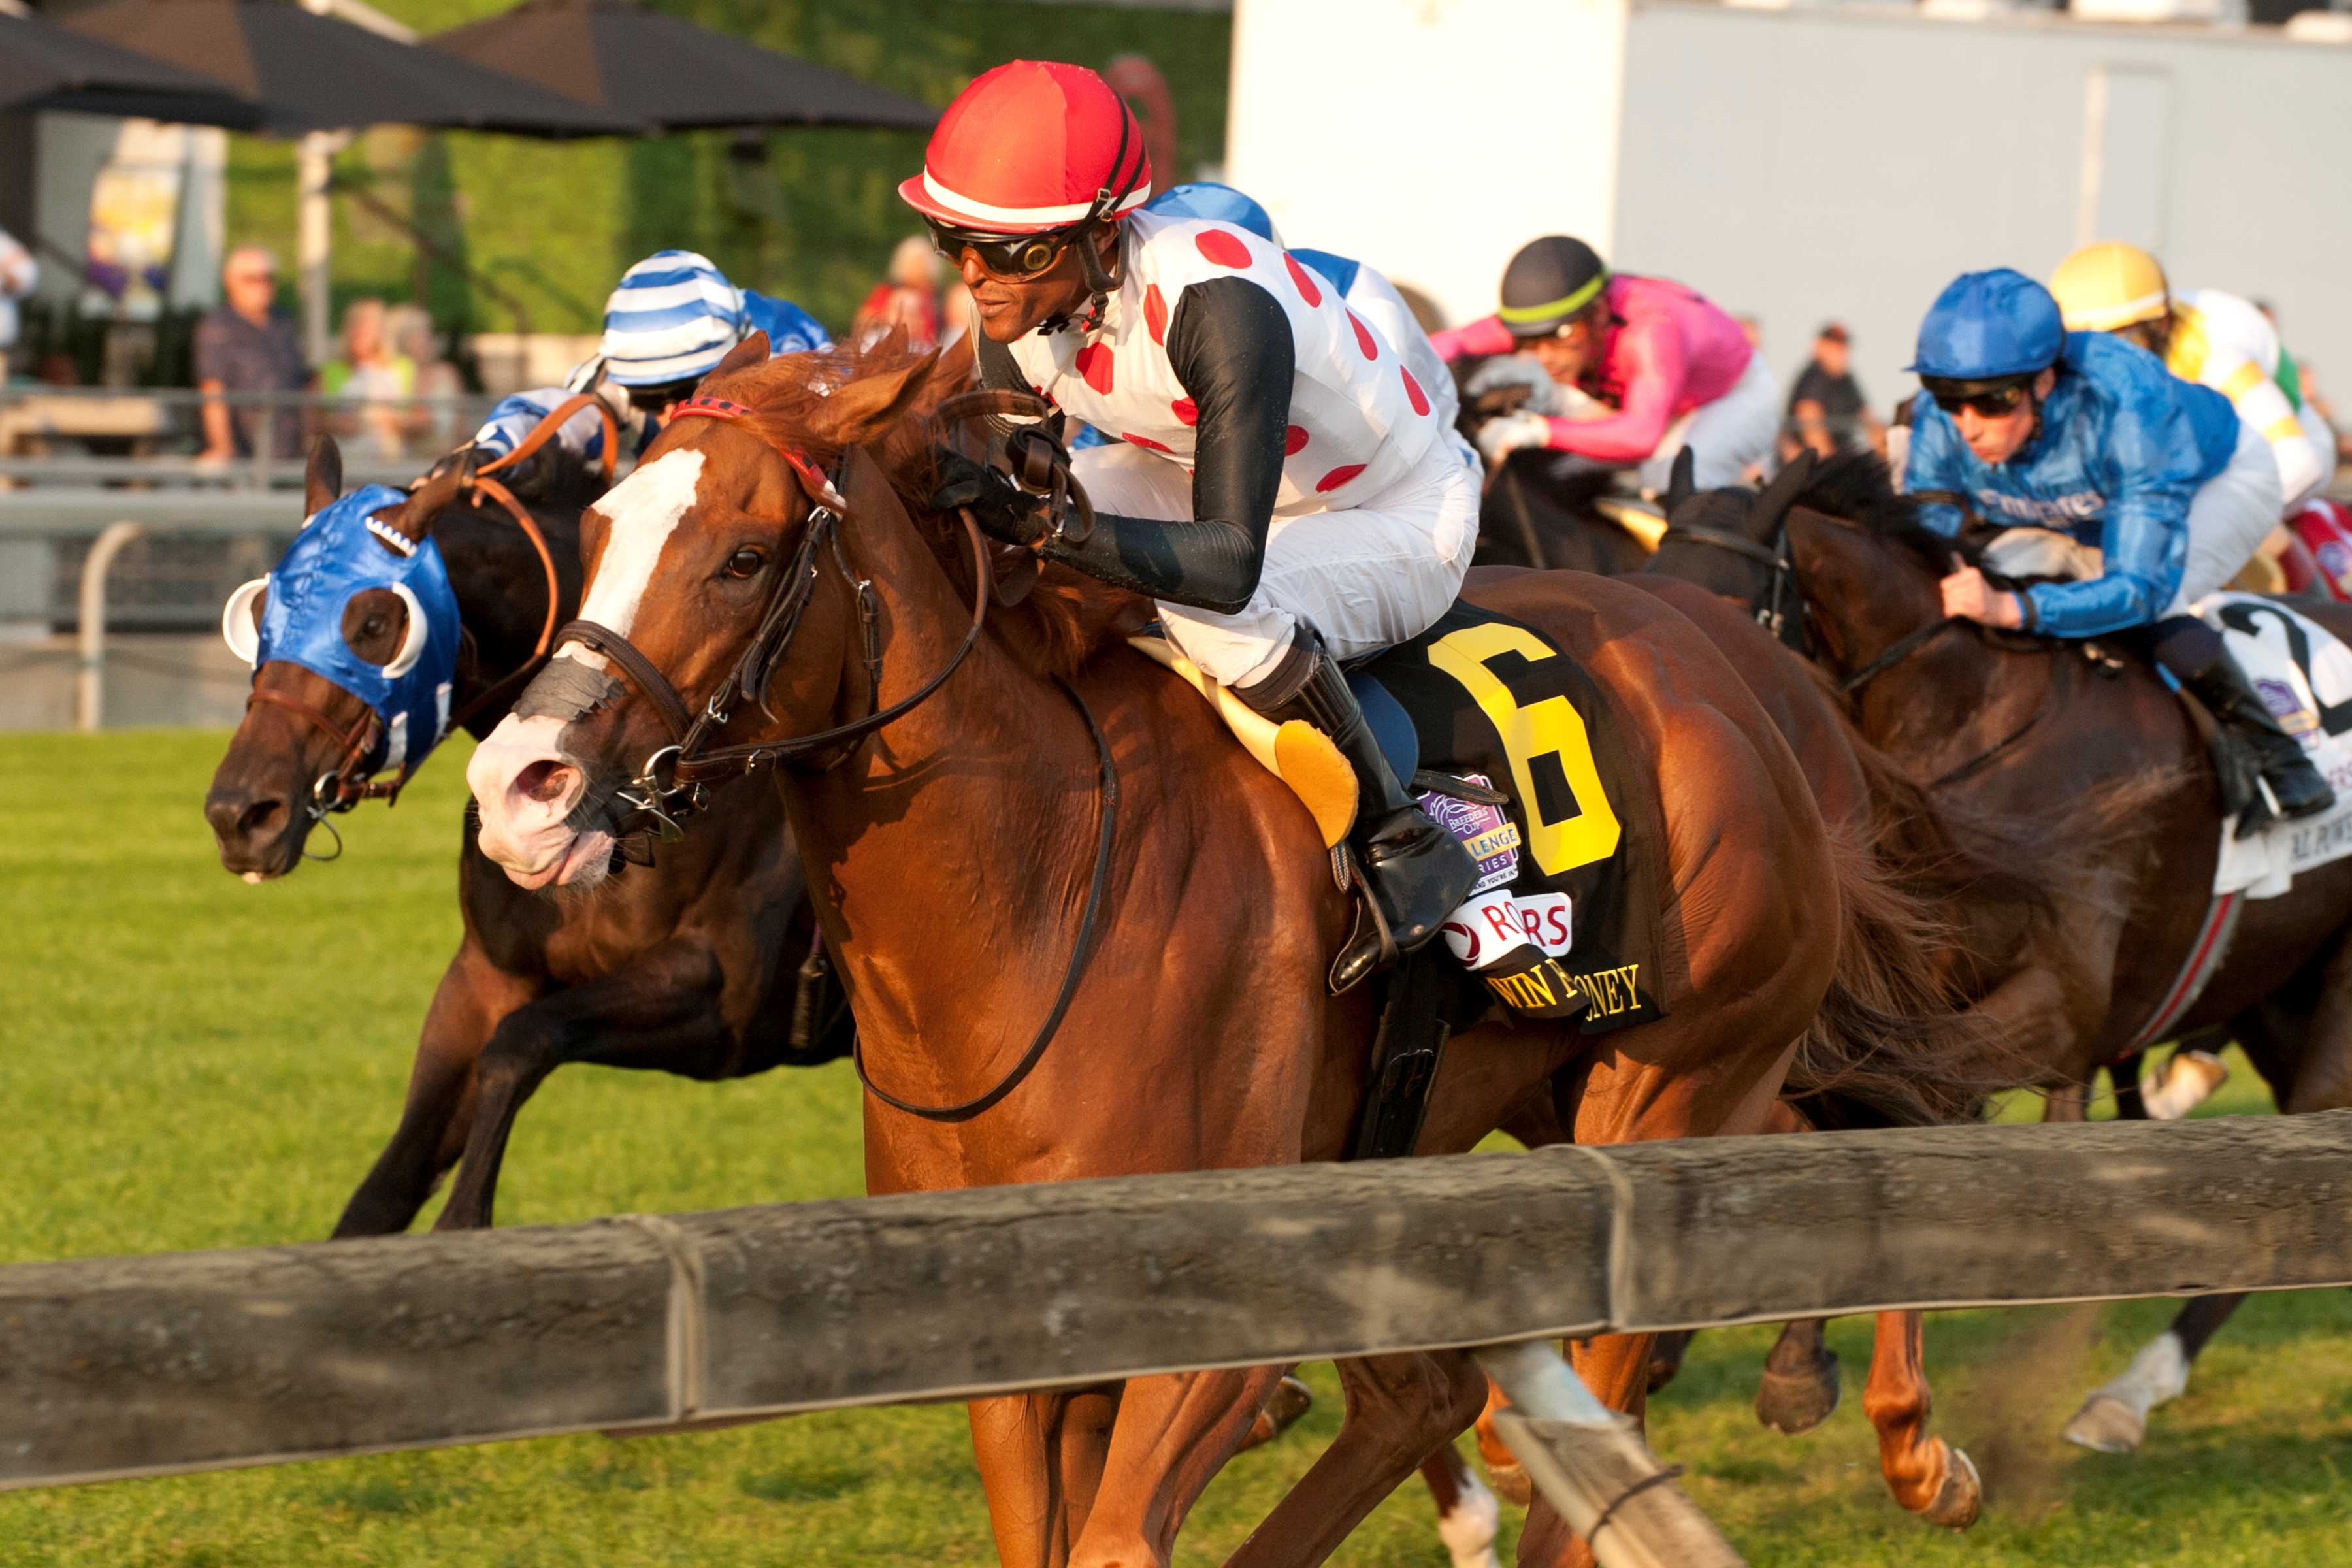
[1,729,2346,1565]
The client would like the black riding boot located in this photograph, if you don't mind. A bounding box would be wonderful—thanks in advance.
[1241,635,1480,992]
[2155,617,2336,837]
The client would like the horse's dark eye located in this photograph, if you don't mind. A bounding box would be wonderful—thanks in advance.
[363,615,386,638]
[725,547,766,580]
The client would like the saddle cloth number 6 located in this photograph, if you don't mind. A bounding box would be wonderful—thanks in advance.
[1426,623,1622,875]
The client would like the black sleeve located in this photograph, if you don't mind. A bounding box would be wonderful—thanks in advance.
[1043,276,1294,613]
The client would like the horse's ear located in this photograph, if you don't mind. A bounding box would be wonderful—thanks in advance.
[1663,445,1697,516]
[707,331,769,384]
[811,345,945,449]
[305,434,343,516]
[1754,448,1818,532]
[378,448,473,544]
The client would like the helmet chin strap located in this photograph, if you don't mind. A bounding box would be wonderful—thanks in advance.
[1047,108,1141,336]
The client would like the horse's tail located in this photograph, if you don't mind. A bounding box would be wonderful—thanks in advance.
[1785,809,2003,1128]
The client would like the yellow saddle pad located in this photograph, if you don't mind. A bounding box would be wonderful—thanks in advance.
[1128,636,1356,848]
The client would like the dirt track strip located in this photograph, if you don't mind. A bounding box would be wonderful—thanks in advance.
[5,1111,2348,1490]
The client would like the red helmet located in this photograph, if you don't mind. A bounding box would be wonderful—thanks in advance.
[898,60,1151,235]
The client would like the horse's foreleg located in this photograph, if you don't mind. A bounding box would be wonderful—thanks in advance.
[1226,1350,1488,1568]
[431,939,732,1231]
[1420,1441,1504,1568]
[970,1391,1081,1568]
[1861,1309,1980,1526]
[1066,1367,1282,1568]
[333,941,530,1237]
[2062,1293,2241,1453]
[1755,1318,1841,1435]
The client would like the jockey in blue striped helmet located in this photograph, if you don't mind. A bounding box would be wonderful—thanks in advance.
[469,250,831,470]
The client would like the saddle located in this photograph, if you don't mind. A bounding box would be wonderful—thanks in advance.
[1143,600,1668,1036]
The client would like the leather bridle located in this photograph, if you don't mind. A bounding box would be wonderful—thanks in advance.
[1659,517,1799,643]
[553,390,1120,1123]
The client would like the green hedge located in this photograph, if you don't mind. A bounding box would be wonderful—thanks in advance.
[225,1,1231,342]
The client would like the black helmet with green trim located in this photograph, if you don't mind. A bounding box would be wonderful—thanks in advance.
[1499,235,1609,338]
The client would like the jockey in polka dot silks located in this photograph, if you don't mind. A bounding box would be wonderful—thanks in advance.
[900,59,1481,988]
[1144,181,1477,474]
[469,249,830,473]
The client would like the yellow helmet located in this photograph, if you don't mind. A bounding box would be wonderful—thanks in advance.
[2050,242,2171,333]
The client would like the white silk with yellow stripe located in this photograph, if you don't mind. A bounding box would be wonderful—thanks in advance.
[2167,288,2326,508]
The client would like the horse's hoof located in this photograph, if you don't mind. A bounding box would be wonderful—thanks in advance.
[1234,1374,1313,1453]
[1483,1458,1533,1509]
[1921,1445,1982,1530]
[2062,1393,2146,1454]
[1756,1352,1841,1435]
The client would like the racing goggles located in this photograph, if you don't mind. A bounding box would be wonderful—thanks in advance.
[1922,377,2034,419]
[924,218,1075,280]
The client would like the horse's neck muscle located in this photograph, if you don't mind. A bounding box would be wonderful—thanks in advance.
[782,499,1100,1076]
[438,502,581,726]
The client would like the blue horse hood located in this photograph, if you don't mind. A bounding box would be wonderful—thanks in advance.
[236,485,464,778]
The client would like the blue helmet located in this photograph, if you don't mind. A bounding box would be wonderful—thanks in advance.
[599,250,747,387]
[1908,268,2065,382]
[1144,181,1281,246]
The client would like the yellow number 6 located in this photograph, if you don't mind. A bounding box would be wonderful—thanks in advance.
[1426,623,1620,874]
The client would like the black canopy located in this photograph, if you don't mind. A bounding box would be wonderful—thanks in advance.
[0,11,266,126]
[59,0,644,136]
[426,0,937,133]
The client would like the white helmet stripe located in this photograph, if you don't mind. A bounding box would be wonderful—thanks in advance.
[921,169,1149,228]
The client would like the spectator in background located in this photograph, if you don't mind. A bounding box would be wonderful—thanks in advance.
[0,224,35,382]
[385,303,464,455]
[195,245,310,465]
[1786,321,1883,459]
[1735,313,1763,350]
[852,237,943,350]
[321,298,414,459]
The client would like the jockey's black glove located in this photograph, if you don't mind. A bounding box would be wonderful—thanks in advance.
[929,450,1048,547]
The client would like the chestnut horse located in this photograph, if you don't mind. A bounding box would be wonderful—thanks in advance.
[204,436,851,1235]
[465,337,1982,1567]
[1655,450,2352,1454]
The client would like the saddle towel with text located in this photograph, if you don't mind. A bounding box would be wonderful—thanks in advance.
[2198,591,2352,897]
[1360,602,1667,1032]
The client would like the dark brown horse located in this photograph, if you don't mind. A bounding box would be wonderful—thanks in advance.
[1655,450,2352,1454]
[464,335,1987,1567]
[203,436,851,1235]
[1456,361,1659,576]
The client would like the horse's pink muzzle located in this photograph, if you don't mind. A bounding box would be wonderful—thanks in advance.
[466,713,612,889]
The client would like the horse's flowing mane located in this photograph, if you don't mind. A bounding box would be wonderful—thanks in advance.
[702,338,1145,679]
[1792,449,1981,574]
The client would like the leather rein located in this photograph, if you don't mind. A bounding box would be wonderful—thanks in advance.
[253,394,589,838]
[564,389,1119,1123]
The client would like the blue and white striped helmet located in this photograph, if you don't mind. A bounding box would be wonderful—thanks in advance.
[599,250,747,387]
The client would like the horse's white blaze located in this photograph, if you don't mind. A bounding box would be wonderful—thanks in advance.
[572,448,706,661]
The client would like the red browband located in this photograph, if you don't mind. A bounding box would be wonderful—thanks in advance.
[669,396,848,512]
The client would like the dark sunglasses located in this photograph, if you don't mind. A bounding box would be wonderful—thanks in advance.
[1929,382,2031,419]
[924,219,1072,280]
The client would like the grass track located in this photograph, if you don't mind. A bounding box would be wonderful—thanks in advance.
[1,729,2347,1565]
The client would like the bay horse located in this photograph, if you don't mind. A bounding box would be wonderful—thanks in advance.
[1455,360,1658,576]
[203,434,851,1235]
[1654,449,2352,1454]
[465,335,1987,1567]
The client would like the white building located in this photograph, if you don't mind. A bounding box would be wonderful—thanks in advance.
[1230,0,2352,415]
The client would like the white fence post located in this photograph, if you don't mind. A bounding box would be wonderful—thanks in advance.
[76,521,144,734]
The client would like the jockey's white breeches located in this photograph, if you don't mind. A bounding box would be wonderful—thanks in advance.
[1980,417,2285,610]
[2174,417,2287,608]
[1071,442,1480,688]
[1546,349,1780,494]
[1646,349,1782,493]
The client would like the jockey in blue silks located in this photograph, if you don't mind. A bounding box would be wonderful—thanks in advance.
[1907,267,2332,833]
[1144,182,1476,472]
[470,250,830,472]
